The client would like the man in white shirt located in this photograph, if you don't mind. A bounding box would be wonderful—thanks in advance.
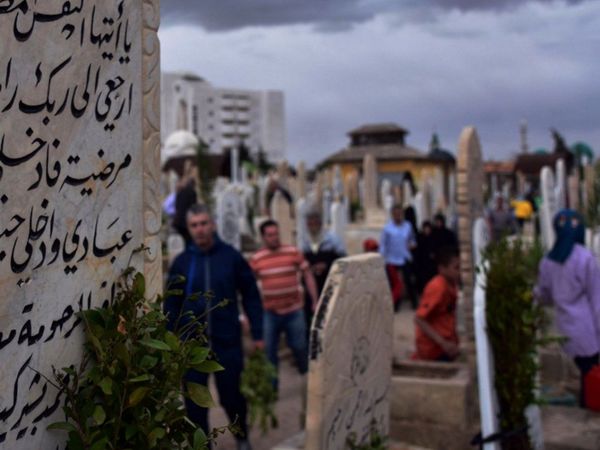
[380,204,418,309]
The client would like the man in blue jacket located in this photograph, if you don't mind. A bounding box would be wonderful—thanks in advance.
[165,204,263,450]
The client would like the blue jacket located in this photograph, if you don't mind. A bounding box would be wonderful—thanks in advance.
[165,235,263,346]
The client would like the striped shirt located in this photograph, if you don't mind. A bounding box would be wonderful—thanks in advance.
[250,245,309,314]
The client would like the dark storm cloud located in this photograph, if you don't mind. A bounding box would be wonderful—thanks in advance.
[161,0,589,31]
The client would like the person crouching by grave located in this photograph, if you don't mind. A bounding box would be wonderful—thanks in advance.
[534,209,600,409]
[250,219,319,390]
[413,246,461,362]
[380,204,418,309]
[165,204,264,450]
[364,238,403,308]
[300,210,347,336]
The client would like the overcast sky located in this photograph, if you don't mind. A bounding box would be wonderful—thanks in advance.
[159,0,600,167]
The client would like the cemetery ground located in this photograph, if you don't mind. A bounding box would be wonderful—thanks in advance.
[210,310,421,450]
[210,294,599,450]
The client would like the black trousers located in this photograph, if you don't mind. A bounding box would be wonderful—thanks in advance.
[184,342,248,440]
[574,353,599,408]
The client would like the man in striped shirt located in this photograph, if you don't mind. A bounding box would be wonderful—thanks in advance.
[250,219,319,387]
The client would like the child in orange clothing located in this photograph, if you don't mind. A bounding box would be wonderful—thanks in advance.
[413,246,461,361]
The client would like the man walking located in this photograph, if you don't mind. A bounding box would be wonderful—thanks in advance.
[380,204,418,309]
[251,219,319,388]
[300,210,346,336]
[165,204,263,450]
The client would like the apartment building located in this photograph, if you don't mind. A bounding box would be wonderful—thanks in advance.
[161,72,286,161]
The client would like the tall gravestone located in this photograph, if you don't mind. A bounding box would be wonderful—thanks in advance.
[0,2,161,448]
[330,201,346,243]
[555,158,566,210]
[216,187,242,250]
[456,126,484,360]
[271,191,294,246]
[540,167,557,250]
[297,161,307,199]
[306,254,393,450]
[295,197,308,249]
[363,154,377,212]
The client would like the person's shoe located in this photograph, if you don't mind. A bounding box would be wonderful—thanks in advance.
[237,439,253,450]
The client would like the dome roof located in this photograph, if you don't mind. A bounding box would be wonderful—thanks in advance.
[162,130,199,164]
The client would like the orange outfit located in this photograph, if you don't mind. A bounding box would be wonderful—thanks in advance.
[413,275,458,360]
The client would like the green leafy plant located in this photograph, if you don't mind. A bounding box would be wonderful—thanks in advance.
[345,420,387,450]
[240,350,278,434]
[46,266,236,450]
[483,238,549,450]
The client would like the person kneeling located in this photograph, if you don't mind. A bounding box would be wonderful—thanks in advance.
[413,246,460,362]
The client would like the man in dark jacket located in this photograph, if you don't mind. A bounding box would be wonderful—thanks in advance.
[165,204,263,450]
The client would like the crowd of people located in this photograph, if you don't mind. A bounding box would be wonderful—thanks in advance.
[162,192,600,446]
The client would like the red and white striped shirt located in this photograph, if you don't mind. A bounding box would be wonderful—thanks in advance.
[250,245,309,314]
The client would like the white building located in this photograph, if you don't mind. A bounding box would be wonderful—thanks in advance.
[161,72,286,161]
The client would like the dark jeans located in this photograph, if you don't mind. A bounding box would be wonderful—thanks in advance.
[574,353,599,408]
[184,342,248,440]
[264,309,308,390]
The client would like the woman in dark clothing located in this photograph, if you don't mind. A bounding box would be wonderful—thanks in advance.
[414,221,438,294]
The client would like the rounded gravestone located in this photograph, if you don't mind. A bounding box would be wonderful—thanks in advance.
[305,254,393,450]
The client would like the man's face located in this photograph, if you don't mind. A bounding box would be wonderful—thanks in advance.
[306,216,322,236]
[392,207,403,224]
[187,212,215,249]
[262,225,281,250]
[439,256,461,284]
[434,218,443,229]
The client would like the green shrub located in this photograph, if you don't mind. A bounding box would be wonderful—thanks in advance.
[483,238,547,450]
[47,266,236,450]
[240,350,278,434]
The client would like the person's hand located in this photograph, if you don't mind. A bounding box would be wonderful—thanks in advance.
[252,340,265,353]
[441,340,459,359]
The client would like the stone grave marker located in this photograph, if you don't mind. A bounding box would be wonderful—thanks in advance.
[540,166,557,250]
[297,161,307,199]
[306,254,393,450]
[322,188,333,225]
[568,174,580,211]
[216,187,242,250]
[0,1,161,448]
[295,197,308,249]
[330,201,346,243]
[456,126,484,358]
[271,191,294,245]
[363,154,377,212]
[555,158,566,210]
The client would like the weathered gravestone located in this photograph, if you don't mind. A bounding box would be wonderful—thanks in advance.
[271,190,294,246]
[216,187,242,250]
[306,254,393,450]
[0,1,161,448]
[540,166,557,250]
[456,126,484,360]
[555,158,566,210]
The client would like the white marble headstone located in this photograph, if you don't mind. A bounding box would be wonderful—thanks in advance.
[540,166,557,250]
[216,188,242,250]
[555,158,566,210]
[330,201,346,243]
[0,2,162,448]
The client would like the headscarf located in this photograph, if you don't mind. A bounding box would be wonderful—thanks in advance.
[547,209,585,264]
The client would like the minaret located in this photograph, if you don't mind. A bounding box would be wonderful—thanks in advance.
[520,120,529,154]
